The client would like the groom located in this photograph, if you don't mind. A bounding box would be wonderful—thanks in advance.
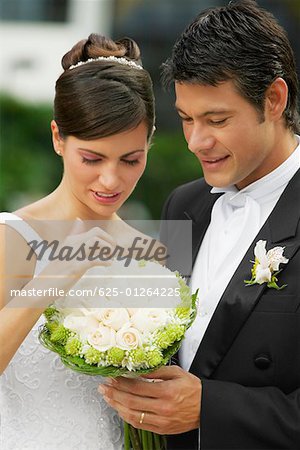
[99,1,300,448]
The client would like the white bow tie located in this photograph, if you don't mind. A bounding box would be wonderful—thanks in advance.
[206,192,261,284]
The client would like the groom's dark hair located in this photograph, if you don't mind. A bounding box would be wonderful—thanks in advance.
[162,0,300,133]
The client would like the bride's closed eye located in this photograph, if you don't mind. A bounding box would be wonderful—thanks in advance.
[81,156,101,165]
[121,159,140,166]
[81,156,140,166]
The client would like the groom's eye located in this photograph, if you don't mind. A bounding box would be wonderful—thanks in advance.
[209,118,229,126]
[179,115,193,123]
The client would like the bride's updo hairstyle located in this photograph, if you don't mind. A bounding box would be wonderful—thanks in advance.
[54,34,155,141]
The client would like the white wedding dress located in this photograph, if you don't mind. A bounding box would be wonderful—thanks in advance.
[0,213,123,450]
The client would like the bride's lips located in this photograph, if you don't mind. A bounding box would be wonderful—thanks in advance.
[91,190,122,205]
[200,155,230,170]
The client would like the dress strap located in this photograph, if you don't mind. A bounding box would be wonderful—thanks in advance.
[0,212,50,276]
[0,212,43,244]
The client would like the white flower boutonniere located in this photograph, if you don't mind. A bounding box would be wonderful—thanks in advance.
[244,240,289,290]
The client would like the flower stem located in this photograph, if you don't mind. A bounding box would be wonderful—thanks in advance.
[147,431,153,449]
[129,424,142,450]
[162,435,167,449]
[142,430,148,450]
[153,432,165,449]
[124,422,130,450]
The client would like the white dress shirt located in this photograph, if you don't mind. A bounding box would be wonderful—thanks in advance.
[179,137,300,371]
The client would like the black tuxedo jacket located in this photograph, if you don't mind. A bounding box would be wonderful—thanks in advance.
[161,169,300,450]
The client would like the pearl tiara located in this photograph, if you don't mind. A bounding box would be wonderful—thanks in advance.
[69,56,143,70]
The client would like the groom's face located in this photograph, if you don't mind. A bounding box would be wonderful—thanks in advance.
[175,80,283,189]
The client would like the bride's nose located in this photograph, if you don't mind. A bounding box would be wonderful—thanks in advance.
[97,166,120,191]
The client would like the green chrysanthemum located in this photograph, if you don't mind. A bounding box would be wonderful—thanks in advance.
[45,321,59,333]
[130,348,147,365]
[145,349,163,367]
[50,324,71,344]
[107,347,125,366]
[65,337,82,356]
[175,306,191,320]
[44,306,58,321]
[155,324,185,349]
[84,347,103,365]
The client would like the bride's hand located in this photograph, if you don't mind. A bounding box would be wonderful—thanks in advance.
[21,220,117,307]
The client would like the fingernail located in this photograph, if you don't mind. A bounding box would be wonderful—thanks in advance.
[106,378,116,386]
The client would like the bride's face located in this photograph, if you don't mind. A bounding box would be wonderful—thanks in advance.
[52,121,149,218]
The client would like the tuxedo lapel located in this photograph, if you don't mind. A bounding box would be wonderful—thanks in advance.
[189,169,300,378]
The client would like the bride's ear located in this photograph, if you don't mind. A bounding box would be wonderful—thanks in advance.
[51,120,64,156]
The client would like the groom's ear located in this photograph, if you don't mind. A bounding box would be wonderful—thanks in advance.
[51,120,65,156]
[265,77,288,123]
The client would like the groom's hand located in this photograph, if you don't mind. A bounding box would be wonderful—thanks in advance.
[98,365,201,434]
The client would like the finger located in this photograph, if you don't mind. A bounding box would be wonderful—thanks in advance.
[68,222,117,249]
[85,226,116,247]
[141,365,183,380]
[108,377,165,398]
[100,385,160,414]
[84,235,115,256]
[103,396,164,431]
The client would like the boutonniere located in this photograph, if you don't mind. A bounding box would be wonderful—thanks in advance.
[244,240,289,290]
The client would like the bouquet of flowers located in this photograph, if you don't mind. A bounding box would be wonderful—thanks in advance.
[39,259,198,450]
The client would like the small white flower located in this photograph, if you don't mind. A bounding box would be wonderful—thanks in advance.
[87,325,116,352]
[267,246,289,271]
[254,240,269,269]
[116,323,142,350]
[255,265,272,284]
[246,240,289,289]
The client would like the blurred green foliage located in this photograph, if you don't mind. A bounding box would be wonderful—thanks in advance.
[0,95,61,211]
[0,95,202,218]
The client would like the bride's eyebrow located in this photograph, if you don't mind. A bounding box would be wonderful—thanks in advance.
[78,148,145,158]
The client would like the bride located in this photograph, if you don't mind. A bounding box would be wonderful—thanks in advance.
[0,33,155,449]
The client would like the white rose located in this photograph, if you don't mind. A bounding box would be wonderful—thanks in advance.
[87,326,116,352]
[95,308,130,331]
[127,308,139,317]
[116,324,142,350]
[131,308,169,334]
[63,314,99,338]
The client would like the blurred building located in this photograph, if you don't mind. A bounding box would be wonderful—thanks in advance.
[0,0,113,102]
[1,0,299,125]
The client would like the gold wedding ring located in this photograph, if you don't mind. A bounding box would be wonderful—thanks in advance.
[139,411,145,424]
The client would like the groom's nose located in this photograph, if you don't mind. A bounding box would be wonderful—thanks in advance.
[187,124,216,154]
